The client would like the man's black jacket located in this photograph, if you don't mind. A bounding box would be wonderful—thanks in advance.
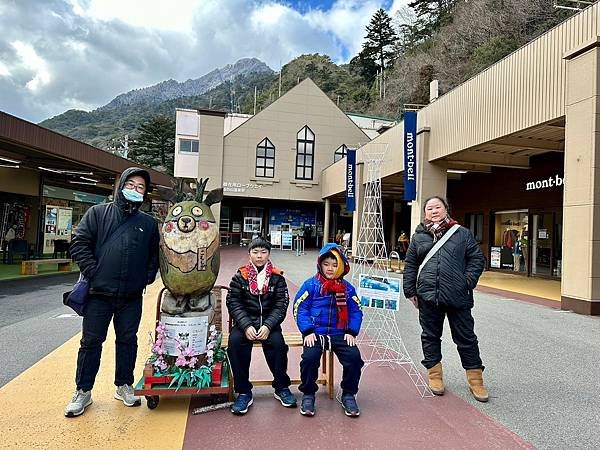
[70,167,159,298]
[226,265,289,331]
[403,224,485,309]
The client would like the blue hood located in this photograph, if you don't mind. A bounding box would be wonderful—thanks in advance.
[317,243,350,278]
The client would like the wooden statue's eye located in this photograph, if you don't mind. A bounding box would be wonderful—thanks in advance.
[172,206,183,216]
[192,206,203,217]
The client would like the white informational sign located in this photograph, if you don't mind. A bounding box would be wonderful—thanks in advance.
[538,229,548,239]
[490,246,501,268]
[281,231,293,250]
[161,314,208,356]
[358,274,401,311]
[270,230,281,246]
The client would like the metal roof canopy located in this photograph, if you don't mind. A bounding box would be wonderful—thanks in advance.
[0,111,174,189]
[442,118,565,171]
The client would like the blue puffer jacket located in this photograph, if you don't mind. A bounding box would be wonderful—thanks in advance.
[293,243,363,337]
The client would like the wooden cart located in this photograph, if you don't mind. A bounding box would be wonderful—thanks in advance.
[134,285,233,409]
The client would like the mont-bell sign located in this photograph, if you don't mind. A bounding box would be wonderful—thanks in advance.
[346,148,356,211]
[525,174,564,191]
[403,111,417,202]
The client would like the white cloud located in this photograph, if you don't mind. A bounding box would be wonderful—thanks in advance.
[0,61,10,77]
[11,41,52,92]
[1,0,405,123]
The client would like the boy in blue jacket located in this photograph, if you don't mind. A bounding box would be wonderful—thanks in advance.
[293,243,364,417]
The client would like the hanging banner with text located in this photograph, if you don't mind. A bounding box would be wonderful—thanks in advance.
[346,148,356,211]
[403,111,417,201]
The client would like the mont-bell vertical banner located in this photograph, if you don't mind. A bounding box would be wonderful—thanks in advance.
[403,111,417,202]
[346,148,356,211]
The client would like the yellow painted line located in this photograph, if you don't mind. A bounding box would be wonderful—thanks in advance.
[0,280,189,450]
[478,271,561,302]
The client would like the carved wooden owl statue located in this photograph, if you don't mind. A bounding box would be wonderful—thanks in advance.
[159,179,223,297]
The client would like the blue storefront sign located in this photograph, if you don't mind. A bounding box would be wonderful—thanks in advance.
[403,111,417,201]
[346,148,356,211]
[270,207,316,227]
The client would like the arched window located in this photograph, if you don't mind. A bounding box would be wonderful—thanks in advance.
[334,144,348,162]
[255,138,275,178]
[296,126,314,180]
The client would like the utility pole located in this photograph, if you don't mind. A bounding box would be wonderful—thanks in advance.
[254,86,257,115]
[109,135,131,159]
[278,59,282,98]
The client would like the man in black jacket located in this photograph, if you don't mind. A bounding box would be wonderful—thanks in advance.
[226,237,296,415]
[65,167,159,417]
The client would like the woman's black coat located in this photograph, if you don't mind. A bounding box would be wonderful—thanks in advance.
[403,224,485,309]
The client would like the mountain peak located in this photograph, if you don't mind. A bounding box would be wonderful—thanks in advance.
[100,58,273,111]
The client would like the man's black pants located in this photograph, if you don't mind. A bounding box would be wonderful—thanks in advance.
[227,326,291,394]
[299,334,364,396]
[75,295,143,391]
[418,299,484,370]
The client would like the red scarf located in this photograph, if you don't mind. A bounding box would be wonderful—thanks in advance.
[424,216,458,241]
[316,273,348,330]
[245,260,273,295]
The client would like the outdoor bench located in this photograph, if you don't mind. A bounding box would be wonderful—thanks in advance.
[222,330,335,399]
[21,258,72,275]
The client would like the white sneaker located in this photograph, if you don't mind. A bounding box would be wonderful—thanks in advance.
[65,389,92,417]
[114,384,141,407]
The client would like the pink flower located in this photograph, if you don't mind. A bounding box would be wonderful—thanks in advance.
[175,356,187,367]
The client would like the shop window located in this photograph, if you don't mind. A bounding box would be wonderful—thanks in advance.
[179,139,199,154]
[296,126,315,180]
[466,213,483,243]
[255,138,275,178]
[334,144,348,163]
[490,210,528,273]
[243,217,262,234]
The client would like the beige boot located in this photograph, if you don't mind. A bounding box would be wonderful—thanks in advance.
[466,369,489,402]
[427,362,445,395]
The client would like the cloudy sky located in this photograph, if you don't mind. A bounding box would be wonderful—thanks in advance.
[0,0,409,123]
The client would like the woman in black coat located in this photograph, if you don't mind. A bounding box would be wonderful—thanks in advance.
[403,196,489,402]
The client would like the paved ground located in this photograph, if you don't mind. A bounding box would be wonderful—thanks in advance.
[0,273,82,387]
[0,247,598,449]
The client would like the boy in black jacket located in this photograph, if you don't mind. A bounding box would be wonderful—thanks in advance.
[226,237,296,415]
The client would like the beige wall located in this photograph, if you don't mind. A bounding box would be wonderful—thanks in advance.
[221,79,369,203]
[197,115,225,194]
[0,167,40,196]
[174,109,201,179]
[561,40,600,314]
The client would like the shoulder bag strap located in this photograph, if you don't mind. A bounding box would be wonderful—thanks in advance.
[94,212,141,260]
[417,224,461,280]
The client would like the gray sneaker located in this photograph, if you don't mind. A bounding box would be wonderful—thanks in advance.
[65,389,92,417]
[114,384,141,407]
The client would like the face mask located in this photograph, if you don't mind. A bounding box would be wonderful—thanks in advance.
[122,188,144,203]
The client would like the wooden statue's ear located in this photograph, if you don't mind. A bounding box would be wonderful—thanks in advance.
[204,188,224,206]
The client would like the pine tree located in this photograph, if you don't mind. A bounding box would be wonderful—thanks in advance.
[130,115,176,174]
[408,0,457,40]
[362,9,398,72]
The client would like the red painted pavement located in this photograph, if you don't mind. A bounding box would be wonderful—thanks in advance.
[183,247,534,450]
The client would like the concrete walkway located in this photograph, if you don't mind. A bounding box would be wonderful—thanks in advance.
[0,246,597,449]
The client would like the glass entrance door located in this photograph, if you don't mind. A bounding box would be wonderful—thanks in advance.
[531,213,554,277]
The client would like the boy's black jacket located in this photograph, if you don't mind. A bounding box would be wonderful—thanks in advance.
[226,266,289,331]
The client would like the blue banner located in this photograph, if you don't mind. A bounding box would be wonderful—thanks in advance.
[403,111,417,201]
[346,148,356,211]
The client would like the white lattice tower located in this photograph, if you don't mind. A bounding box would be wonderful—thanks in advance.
[351,143,433,398]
